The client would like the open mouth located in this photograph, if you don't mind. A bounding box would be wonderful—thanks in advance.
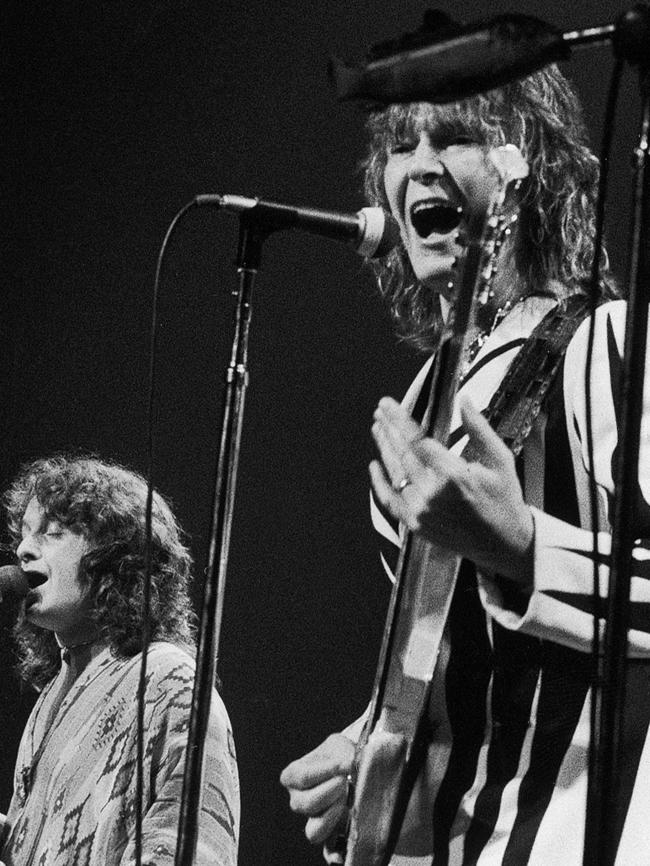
[25,571,47,589]
[410,200,462,238]
[24,573,46,608]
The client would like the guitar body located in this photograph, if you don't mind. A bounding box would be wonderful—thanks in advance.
[346,542,462,866]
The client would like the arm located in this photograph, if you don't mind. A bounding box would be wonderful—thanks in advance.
[370,300,650,653]
[480,300,650,653]
[119,672,239,866]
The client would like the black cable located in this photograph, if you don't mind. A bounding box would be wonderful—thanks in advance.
[583,55,624,866]
[135,199,199,866]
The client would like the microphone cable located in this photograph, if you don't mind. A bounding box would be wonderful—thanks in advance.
[135,199,200,866]
[134,193,394,862]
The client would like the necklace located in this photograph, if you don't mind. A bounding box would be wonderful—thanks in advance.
[459,295,528,382]
[464,296,526,368]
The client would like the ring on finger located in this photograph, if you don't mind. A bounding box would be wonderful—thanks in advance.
[346,773,355,807]
[395,476,412,493]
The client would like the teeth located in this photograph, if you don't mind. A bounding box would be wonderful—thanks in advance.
[412,200,444,213]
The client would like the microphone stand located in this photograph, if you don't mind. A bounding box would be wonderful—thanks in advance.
[584,11,650,864]
[174,214,268,865]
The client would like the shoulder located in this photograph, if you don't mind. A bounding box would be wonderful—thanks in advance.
[144,642,232,730]
[560,300,643,423]
[145,640,195,673]
[568,299,628,356]
[107,641,195,697]
[563,299,638,383]
[141,641,197,697]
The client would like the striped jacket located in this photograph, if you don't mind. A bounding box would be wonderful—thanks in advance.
[369,296,650,866]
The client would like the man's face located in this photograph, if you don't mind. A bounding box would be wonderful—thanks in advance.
[16,497,94,645]
[382,116,501,300]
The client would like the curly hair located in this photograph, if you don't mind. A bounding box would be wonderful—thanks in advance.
[362,65,620,352]
[4,455,197,689]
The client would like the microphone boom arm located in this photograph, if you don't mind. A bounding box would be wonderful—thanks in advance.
[329,7,649,105]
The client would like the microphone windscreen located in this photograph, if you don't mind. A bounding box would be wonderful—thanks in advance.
[358,207,400,258]
[0,565,29,600]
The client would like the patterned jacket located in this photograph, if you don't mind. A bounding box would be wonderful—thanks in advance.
[1,641,239,865]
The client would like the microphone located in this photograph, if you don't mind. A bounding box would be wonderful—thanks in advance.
[329,12,572,104]
[195,195,400,259]
[0,565,29,602]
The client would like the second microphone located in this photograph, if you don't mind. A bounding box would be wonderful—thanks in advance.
[195,194,400,259]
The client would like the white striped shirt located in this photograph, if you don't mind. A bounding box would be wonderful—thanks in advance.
[370,297,650,865]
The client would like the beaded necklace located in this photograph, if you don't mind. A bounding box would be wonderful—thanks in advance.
[465,296,523,364]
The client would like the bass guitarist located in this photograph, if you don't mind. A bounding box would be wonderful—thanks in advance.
[281,62,650,866]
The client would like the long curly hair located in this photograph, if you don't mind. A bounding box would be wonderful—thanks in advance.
[4,455,197,689]
[363,65,620,352]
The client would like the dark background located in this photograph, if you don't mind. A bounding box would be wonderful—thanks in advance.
[1,1,642,863]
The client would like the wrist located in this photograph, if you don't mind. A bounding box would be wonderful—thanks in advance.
[509,506,535,591]
[483,507,535,591]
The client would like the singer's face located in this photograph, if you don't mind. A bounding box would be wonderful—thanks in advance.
[16,498,94,645]
[383,122,497,300]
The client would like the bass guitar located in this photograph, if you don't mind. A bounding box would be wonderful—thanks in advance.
[341,144,529,866]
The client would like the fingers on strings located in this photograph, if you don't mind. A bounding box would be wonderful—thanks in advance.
[371,397,459,494]
[371,397,427,490]
[458,396,512,470]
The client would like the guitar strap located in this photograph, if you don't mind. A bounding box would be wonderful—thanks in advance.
[480,293,591,454]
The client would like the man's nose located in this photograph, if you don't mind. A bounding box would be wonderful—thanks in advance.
[16,535,40,563]
[408,136,444,184]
